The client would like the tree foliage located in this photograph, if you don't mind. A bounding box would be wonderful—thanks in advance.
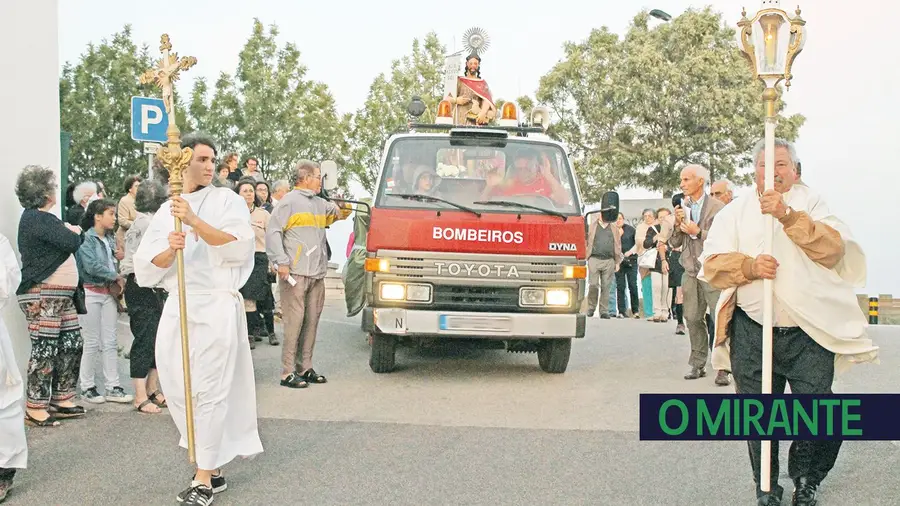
[537,8,805,201]
[346,33,446,194]
[59,25,191,198]
[188,20,350,187]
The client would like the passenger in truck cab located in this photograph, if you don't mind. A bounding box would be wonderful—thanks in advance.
[412,166,441,196]
[480,148,570,207]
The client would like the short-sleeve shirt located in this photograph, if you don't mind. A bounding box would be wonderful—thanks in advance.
[492,174,554,199]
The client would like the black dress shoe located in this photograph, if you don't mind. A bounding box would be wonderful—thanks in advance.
[758,493,782,506]
[792,477,818,506]
[758,484,784,506]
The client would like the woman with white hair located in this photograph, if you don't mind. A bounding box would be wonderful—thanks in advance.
[66,181,98,226]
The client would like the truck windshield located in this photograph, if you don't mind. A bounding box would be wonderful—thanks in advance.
[374,136,582,216]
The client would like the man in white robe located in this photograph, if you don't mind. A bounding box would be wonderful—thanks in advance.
[698,138,878,506]
[134,133,262,506]
[0,232,27,503]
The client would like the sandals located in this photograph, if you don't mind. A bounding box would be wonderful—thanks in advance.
[48,404,86,419]
[280,372,308,389]
[301,369,327,384]
[25,411,60,427]
[135,398,161,414]
[148,390,167,408]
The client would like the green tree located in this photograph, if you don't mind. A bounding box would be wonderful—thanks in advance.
[188,19,349,187]
[346,33,446,194]
[537,8,805,202]
[59,25,191,198]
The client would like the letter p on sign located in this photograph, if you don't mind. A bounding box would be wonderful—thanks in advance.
[131,96,169,143]
[141,104,162,134]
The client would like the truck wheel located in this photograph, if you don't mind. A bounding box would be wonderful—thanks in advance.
[538,338,571,373]
[369,332,396,373]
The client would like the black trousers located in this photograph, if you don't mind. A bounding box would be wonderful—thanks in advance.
[729,307,842,498]
[615,260,639,315]
[123,274,165,378]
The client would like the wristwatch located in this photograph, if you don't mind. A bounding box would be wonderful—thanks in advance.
[780,207,792,221]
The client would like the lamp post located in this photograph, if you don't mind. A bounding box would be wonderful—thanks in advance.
[736,0,806,493]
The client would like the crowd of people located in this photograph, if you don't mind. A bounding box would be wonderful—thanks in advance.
[0,133,350,504]
[584,164,735,386]
[0,135,879,506]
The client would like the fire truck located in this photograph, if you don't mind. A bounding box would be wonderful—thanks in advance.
[345,98,589,374]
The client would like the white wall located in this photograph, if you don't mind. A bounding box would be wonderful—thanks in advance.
[0,1,61,372]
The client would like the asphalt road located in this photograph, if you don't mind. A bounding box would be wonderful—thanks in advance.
[6,303,899,505]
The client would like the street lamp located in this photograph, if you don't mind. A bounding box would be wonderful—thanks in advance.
[649,9,672,21]
[736,0,806,494]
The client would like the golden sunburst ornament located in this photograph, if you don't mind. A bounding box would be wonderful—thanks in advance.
[462,27,490,56]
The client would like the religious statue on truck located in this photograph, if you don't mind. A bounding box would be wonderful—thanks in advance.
[447,53,496,126]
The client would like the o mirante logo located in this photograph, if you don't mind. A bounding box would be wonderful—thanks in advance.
[639,394,900,441]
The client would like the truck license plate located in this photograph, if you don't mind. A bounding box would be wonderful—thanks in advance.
[439,315,511,332]
[376,309,407,333]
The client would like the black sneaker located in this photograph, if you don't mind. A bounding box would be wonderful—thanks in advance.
[105,386,134,404]
[181,473,226,495]
[82,387,105,404]
[176,481,215,505]
[209,473,227,494]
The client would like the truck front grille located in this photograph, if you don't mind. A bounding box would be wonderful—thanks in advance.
[432,285,520,312]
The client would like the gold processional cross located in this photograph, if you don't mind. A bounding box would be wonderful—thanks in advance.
[139,34,200,464]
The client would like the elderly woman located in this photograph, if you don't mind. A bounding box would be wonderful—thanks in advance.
[236,177,279,348]
[635,209,655,319]
[15,166,86,427]
[76,199,131,404]
[66,180,97,226]
[121,180,169,413]
[643,208,672,323]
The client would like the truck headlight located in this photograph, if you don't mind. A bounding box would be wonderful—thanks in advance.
[546,289,571,306]
[405,284,432,302]
[520,287,571,307]
[380,283,405,300]
[380,283,432,303]
[520,288,546,306]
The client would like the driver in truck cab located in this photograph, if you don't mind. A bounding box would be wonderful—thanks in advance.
[480,148,570,206]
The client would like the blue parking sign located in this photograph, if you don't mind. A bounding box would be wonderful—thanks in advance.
[131,96,169,143]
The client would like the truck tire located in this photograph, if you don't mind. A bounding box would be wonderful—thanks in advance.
[538,338,571,373]
[369,332,396,373]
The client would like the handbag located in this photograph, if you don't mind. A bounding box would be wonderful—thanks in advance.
[638,248,658,269]
[74,281,88,315]
[638,225,660,269]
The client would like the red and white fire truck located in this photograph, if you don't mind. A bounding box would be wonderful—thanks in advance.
[346,99,589,374]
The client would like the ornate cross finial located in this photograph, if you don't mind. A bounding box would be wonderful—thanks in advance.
[139,34,197,196]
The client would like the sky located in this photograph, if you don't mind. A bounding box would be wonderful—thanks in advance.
[58,0,900,293]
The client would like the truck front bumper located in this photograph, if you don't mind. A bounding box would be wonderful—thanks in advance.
[362,307,585,339]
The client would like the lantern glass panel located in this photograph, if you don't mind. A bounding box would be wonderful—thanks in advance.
[751,12,791,75]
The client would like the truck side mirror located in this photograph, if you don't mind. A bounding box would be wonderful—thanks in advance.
[321,160,339,191]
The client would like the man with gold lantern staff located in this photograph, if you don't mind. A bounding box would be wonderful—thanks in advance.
[445,28,496,125]
[133,35,262,506]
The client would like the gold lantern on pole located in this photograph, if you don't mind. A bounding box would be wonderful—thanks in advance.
[140,34,199,464]
[736,0,806,494]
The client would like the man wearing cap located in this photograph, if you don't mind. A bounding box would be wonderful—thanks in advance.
[584,198,623,318]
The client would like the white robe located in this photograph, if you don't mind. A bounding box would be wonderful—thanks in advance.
[698,185,879,375]
[0,233,27,470]
[134,186,263,470]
